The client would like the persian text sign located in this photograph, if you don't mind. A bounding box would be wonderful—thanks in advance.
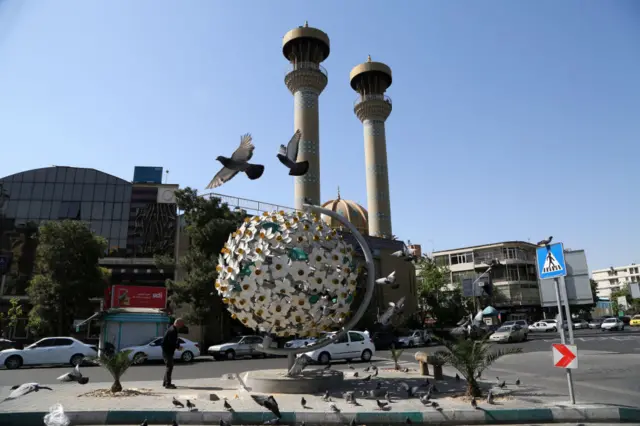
[111,285,167,309]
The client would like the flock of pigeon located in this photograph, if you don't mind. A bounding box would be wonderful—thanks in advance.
[205,130,308,190]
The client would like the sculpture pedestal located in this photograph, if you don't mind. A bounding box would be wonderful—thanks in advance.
[242,368,344,394]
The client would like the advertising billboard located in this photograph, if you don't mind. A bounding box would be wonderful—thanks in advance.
[133,166,163,184]
[111,285,167,309]
[538,249,594,307]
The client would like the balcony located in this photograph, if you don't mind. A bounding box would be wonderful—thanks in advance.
[474,251,535,267]
[353,94,393,108]
[285,61,328,78]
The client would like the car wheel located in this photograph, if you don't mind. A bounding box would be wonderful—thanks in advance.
[361,349,372,362]
[523,334,528,341]
[180,350,194,362]
[4,355,22,369]
[225,350,236,360]
[133,352,147,364]
[552,327,557,332]
[318,352,331,365]
[70,354,85,367]
[408,341,415,348]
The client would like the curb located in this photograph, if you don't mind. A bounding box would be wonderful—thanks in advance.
[3,406,640,425]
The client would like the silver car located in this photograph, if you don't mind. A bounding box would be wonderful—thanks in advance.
[208,335,271,360]
[397,330,431,347]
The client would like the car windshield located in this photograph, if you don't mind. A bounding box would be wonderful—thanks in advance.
[633,315,640,319]
[226,336,243,343]
[497,326,513,333]
[145,337,161,345]
[604,318,616,323]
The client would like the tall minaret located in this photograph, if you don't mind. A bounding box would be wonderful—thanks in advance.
[282,22,330,209]
[350,56,393,238]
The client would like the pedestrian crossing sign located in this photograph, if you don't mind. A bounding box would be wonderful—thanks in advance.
[536,242,567,280]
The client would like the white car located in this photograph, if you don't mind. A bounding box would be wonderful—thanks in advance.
[397,330,431,347]
[501,320,529,336]
[303,331,375,364]
[530,321,557,332]
[121,337,201,364]
[601,317,625,331]
[0,337,97,370]
[284,337,317,349]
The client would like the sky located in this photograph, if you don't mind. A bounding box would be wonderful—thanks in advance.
[0,1,638,272]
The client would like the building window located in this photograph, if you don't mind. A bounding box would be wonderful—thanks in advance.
[434,255,450,266]
[450,252,472,265]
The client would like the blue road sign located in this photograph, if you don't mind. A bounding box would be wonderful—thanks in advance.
[536,242,567,280]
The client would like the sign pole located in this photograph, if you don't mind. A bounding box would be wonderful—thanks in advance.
[554,277,576,404]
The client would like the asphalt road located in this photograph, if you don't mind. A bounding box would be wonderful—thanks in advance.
[2,328,640,405]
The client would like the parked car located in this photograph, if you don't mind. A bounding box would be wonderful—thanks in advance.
[489,325,527,343]
[530,321,557,332]
[0,338,18,351]
[451,323,493,340]
[303,331,375,364]
[571,319,589,329]
[501,320,529,337]
[397,330,431,348]
[208,335,275,360]
[0,337,97,370]
[588,318,605,329]
[284,337,317,349]
[371,331,399,350]
[121,337,200,364]
[601,317,625,331]
[630,315,640,327]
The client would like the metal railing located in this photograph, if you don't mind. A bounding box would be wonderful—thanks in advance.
[285,61,328,78]
[201,192,297,216]
[353,94,392,107]
[474,252,534,265]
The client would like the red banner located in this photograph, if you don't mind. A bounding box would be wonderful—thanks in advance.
[111,285,167,309]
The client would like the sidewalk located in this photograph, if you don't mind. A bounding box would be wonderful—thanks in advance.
[1,365,638,425]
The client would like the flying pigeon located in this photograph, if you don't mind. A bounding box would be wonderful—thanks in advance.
[391,242,416,261]
[277,129,308,176]
[537,236,553,246]
[57,363,89,384]
[251,395,281,418]
[2,383,52,401]
[375,271,396,286]
[206,133,265,189]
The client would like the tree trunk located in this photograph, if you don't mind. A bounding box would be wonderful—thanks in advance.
[57,310,64,336]
[466,378,481,397]
[111,379,122,393]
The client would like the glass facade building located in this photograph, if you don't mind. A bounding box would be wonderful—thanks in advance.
[0,166,177,298]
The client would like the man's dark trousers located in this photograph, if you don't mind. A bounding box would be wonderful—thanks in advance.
[162,350,175,386]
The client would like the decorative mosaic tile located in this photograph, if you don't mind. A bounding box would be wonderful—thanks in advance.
[295,90,318,110]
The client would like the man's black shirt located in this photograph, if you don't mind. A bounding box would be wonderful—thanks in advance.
[162,325,180,354]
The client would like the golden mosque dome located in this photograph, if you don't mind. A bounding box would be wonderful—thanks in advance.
[321,187,369,236]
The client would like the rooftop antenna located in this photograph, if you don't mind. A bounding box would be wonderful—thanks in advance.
[164,169,169,184]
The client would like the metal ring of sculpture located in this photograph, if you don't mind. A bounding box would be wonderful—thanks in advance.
[214,203,376,359]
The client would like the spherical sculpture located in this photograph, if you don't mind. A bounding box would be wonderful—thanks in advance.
[215,210,360,337]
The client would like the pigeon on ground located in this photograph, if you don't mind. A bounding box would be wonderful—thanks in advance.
[499,381,506,388]
[322,390,331,401]
[431,401,439,409]
[455,373,460,382]
[186,399,196,411]
[219,419,231,426]
[537,236,553,246]
[300,397,306,408]
[206,133,265,189]
[251,395,281,418]
[172,421,178,426]
[375,271,396,286]
[172,397,184,408]
[223,399,232,411]
[352,371,359,378]
[362,374,372,382]
[140,420,148,426]
[276,129,308,176]
[367,382,385,399]
[329,402,340,412]
[406,418,412,424]
[419,392,430,404]
[323,362,331,370]
[471,398,478,409]
[2,383,52,401]
[487,389,494,404]
[349,419,357,426]
[515,378,521,385]
[57,363,89,384]
[384,391,392,402]
[376,400,389,410]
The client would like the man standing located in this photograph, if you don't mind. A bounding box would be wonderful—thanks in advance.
[161,318,184,389]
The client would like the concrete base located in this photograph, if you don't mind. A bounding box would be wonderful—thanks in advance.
[242,368,344,394]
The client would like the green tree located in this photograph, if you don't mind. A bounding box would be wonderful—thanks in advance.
[93,349,136,392]
[0,297,24,337]
[155,188,245,345]
[434,337,522,397]
[611,283,640,315]
[416,256,471,326]
[27,220,108,336]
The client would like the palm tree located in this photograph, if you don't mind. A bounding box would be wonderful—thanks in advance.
[433,337,522,397]
[93,349,137,392]
[389,344,404,370]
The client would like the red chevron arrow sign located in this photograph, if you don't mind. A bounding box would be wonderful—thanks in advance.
[552,343,578,369]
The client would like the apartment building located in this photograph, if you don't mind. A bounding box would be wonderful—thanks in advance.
[592,263,640,298]
[431,241,541,320]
